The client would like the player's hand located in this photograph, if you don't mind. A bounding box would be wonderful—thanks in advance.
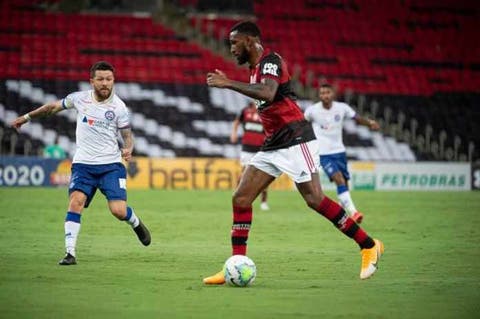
[230,133,238,144]
[369,120,380,131]
[11,117,27,131]
[206,69,230,88]
[121,148,132,162]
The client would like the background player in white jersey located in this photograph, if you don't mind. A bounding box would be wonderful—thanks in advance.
[11,61,151,265]
[304,83,380,224]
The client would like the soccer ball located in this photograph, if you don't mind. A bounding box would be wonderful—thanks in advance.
[223,255,257,287]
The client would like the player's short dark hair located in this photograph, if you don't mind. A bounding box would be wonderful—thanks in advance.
[90,61,115,78]
[320,83,333,90]
[230,21,261,38]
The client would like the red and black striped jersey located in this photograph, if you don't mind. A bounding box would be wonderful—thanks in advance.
[237,105,265,152]
[249,49,315,151]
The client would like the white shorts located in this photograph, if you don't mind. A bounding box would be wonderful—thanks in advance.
[249,140,319,183]
[240,151,256,167]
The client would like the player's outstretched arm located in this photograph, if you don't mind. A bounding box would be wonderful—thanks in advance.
[120,127,134,162]
[10,100,64,131]
[206,69,278,103]
[354,115,380,131]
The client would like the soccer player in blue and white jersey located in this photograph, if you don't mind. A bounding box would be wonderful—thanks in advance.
[304,83,380,224]
[11,61,151,265]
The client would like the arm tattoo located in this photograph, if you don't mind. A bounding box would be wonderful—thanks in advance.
[120,128,134,150]
[228,79,278,102]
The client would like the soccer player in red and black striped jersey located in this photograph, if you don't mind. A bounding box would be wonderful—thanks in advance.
[231,101,269,210]
[204,21,384,283]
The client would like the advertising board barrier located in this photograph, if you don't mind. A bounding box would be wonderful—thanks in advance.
[0,156,71,187]
[126,157,294,190]
[0,156,472,191]
[472,163,480,191]
[375,162,470,191]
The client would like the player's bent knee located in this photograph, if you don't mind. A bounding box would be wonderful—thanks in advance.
[232,193,254,207]
[110,209,126,220]
[108,200,127,220]
[305,193,325,210]
[68,191,86,211]
[305,199,317,210]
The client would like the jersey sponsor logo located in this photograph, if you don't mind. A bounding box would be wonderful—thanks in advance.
[262,63,279,76]
[105,110,115,121]
[82,116,111,129]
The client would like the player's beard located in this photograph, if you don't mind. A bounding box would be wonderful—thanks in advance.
[95,87,112,100]
[321,99,332,108]
[235,50,249,65]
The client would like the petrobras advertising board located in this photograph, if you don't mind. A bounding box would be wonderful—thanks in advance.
[375,162,470,191]
[472,163,480,191]
[320,161,470,191]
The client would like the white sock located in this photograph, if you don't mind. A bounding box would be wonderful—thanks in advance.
[65,221,81,257]
[125,206,140,228]
[338,190,357,216]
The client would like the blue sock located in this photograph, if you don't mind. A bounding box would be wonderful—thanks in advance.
[65,211,81,223]
[124,207,133,221]
[337,184,348,195]
[123,206,139,227]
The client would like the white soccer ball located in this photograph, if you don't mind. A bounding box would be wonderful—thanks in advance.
[223,255,257,287]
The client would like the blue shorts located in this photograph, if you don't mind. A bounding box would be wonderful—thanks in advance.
[319,152,350,181]
[69,163,127,208]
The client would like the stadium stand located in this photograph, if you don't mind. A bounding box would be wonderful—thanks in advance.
[189,0,480,94]
[1,78,415,161]
[0,0,477,162]
[185,0,479,161]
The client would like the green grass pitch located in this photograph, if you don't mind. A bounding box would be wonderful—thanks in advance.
[0,188,479,318]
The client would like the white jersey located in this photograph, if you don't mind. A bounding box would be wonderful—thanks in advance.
[62,90,130,164]
[304,101,356,155]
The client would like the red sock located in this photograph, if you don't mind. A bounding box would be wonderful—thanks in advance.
[317,196,374,249]
[231,205,252,255]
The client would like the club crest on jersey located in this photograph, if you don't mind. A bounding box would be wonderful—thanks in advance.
[334,114,341,121]
[105,110,115,121]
